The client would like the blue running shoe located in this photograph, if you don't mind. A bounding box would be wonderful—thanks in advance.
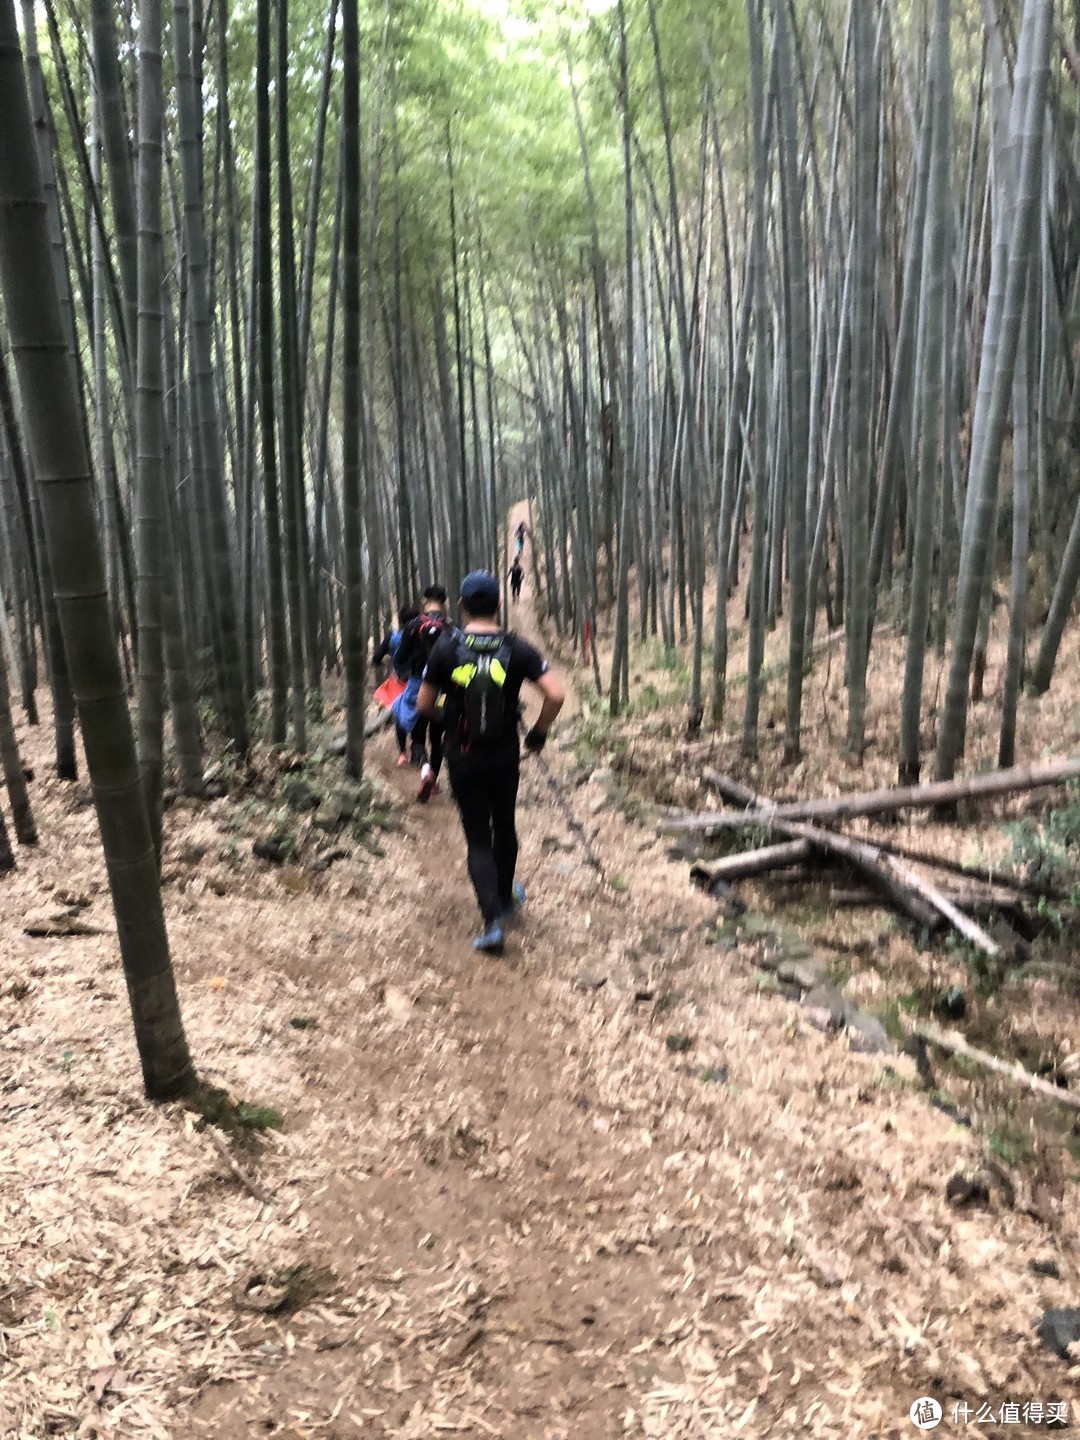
[502,881,526,925]
[472,922,505,955]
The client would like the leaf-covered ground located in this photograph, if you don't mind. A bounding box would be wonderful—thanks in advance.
[1,545,1078,1439]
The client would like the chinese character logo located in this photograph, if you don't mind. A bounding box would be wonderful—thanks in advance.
[910,1397,943,1430]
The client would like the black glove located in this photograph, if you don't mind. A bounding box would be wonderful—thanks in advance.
[523,727,547,754]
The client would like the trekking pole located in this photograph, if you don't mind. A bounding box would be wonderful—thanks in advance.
[520,720,606,879]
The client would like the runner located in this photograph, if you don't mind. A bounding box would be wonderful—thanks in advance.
[514,519,528,558]
[417,569,564,955]
[373,604,419,766]
[507,559,524,604]
[393,584,453,798]
[372,603,418,669]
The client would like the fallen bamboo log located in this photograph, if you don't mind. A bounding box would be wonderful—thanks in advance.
[858,831,1064,903]
[685,776,996,939]
[365,706,392,737]
[885,860,1000,958]
[676,757,1080,832]
[911,1021,1080,1114]
[829,888,884,907]
[752,816,941,930]
[780,877,1027,917]
[690,840,813,886]
[688,771,1040,950]
[929,882,1033,914]
[701,769,763,808]
[702,768,1058,902]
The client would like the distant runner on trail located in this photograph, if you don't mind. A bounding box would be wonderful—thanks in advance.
[507,560,524,603]
[374,603,419,765]
[417,569,564,956]
[393,584,453,800]
[514,519,528,557]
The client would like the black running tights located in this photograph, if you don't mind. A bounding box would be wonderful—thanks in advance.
[411,716,445,777]
[448,758,519,925]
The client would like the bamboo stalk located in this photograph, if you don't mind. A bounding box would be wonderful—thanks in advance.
[912,1021,1080,1114]
[673,758,1080,831]
[691,839,813,884]
[885,859,1000,957]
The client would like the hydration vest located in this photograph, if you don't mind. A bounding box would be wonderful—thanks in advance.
[450,632,514,743]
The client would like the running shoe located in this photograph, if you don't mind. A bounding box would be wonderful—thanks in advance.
[472,922,505,955]
[418,764,436,804]
[396,752,409,768]
[502,881,526,925]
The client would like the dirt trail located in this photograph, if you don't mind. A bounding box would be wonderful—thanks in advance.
[1,538,1076,1440]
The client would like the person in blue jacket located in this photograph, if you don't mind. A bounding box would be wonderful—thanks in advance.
[374,603,419,765]
[391,586,451,770]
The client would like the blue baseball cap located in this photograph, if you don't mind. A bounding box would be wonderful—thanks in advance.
[459,570,500,609]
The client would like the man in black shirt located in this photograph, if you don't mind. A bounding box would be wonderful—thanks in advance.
[418,569,564,955]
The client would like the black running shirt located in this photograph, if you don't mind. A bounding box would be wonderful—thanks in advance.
[424,629,548,756]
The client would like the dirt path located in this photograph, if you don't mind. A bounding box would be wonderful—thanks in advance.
[1,550,1076,1439]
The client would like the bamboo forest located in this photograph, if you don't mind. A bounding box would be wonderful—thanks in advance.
[1,0,1080,1434]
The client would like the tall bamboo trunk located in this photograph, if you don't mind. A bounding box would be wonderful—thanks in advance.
[773,0,810,761]
[844,0,878,760]
[341,0,365,778]
[935,0,1052,780]
[0,0,196,1098]
[742,0,769,757]
[134,0,170,857]
[898,0,951,785]
[172,0,249,757]
[0,337,77,778]
[0,637,36,844]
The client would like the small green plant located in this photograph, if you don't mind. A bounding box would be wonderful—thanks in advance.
[246,691,272,744]
[370,805,400,832]
[1005,783,1080,936]
[188,1084,285,1136]
[608,873,630,892]
[234,1101,285,1131]
[268,820,299,857]
[874,1002,908,1047]
[637,637,690,683]
[575,707,616,763]
[195,689,220,735]
[828,958,854,989]
[986,1124,1035,1166]
[944,933,1006,998]
[630,682,664,715]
